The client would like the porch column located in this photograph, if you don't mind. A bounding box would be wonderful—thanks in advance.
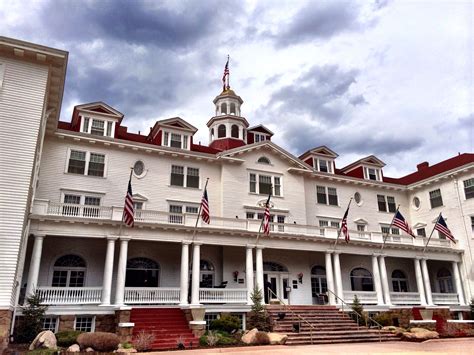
[414,258,427,306]
[378,255,391,305]
[114,238,130,306]
[179,241,191,305]
[452,261,465,305]
[101,237,117,305]
[371,254,384,305]
[332,252,343,303]
[255,246,264,302]
[246,245,254,305]
[26,234,45,297]
[420,258,434,305]
[325,252,335,305]
[190,242,201,305]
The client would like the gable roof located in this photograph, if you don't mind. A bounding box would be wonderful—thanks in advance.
[299,145,339,160]
[341,155,386,173]
[74,102,124,119]
[248,124,274,136]
[148,117,198,140]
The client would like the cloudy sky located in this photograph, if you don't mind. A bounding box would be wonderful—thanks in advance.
[1,0,472,176]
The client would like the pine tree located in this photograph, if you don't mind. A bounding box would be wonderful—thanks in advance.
[15,293,48,343]
[246,286,271,331]
[351,295,365,326]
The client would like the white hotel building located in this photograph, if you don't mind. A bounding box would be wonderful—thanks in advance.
[0,37,473,347]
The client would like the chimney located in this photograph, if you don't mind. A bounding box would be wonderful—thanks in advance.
[417,162,429,171]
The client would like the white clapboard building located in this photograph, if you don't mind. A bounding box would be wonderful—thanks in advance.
[0,37,473,346]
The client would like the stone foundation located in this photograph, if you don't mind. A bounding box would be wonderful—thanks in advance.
[0,310,13,352]
[95,315,115,333]
[58,315,75,331]
[115,309,133,343]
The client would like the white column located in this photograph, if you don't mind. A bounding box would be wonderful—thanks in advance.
[378,255,391,305]
[333,252,343,303]
[26,235,45,297]
[414,258,427,306]
[421,258,434,305]
[114,238,129,306]
[246,245,254,305]
[255,246,264,302]
[101,237,116,305]
[372,254,384,305]
[179,241,191,305]
[452,261,465,305]
[191,243,201,305]
[325,252,335,305]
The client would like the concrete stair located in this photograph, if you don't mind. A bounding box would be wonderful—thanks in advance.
[267,305,399,345]
[130,308,199,350]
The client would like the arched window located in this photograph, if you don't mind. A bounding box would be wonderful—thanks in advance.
[221,103,227,115]
[52,254,86,287]
[218,124,226,138]
[263,261,288,272]
[210,128,214,140]
[391,270,408,292]
[126,257,160,287]
[350,268,374,291]
[257,156,271,164]
[200,260,215,288]
[437,268,454,293]
[230,103,236,115]
[311,266,327,297]
[231,124,239,138]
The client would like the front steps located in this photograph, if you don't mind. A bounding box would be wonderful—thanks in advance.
[267,305,399,345]
[130,308,199,350]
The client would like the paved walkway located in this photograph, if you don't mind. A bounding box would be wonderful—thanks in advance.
[151,338,473,354]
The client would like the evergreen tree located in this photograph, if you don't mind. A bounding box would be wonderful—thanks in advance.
[470,298,474,320]
[246,287,271,331]
[15,293,48,343]
[351,295,365,326]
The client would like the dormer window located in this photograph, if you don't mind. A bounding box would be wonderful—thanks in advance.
[364,167,382,181]
[162,131,189,150]
[254,133,267,142]
[81,116,115,138]
[314,158,333,173]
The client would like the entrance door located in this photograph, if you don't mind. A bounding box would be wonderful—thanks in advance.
[264,273,288,303]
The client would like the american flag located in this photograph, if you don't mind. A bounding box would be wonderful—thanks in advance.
[263,193,271,236]
[222,57,229,91]
[201,187,210,224]
[122,175,134,227]
[434,214,455,243]
[392,210,415,238]
[341,205,350,243]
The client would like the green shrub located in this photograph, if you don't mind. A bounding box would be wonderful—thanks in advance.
[56,330,83,347]
[122,342,133,349]
[77,332,120,352]
[217,335,238,346]
[210,315,241,333]
[372,312,393,326]
[199,334,208,346]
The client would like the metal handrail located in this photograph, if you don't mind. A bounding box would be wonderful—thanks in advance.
[266,288,317,344]
[326,289,383,342]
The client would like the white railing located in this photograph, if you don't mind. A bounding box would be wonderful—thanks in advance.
[343,291,378,304]
[428,239,452,247]
[124,287,180,304]
[47,202,113,219]
[37,287,102,304]
[384,234,414,245]
[199,288,247,303]
[351,230,372,240]
[432,293,459,305]
[390,292,421,305]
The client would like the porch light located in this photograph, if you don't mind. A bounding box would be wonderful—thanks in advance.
[297,272,303,284]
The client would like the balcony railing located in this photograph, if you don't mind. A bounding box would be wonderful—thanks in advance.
[432,293,459,305]
[390,292,421,305]
[37,287,102,305]
[343,291,378,304]
[46,202,113,219]
[124,287,180,304]
[199,288,247,303]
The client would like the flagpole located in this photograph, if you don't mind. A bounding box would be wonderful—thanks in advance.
[422,212,442,254]
[333,198,353,250]
[380,204,400,251]
[119,168,134,237]
[192,178,209,242]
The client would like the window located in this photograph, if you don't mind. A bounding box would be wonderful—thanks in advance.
[437,268,454,293]
[52,255,86,287]
[42,317,58,332]
[350,268,374,291]
[170,133,182,148]
[205,313,219,330]
[254,133,266,142]
[62,193,102,217]
[186,206,199,214]
[162,131,189,149]
[231,125,239,138]
[187,167,200,188]
[170,165,200,188]
[311,266,327,297]
[171,165,184,186]
[75,317,94,332]
[90,119,104,136]
[257,156,271,164]
[230,103,236,114]
[357,224,366,232]
[464,178,474,199]
[81,117,114,137]
[199,260,215,287]
[246,212,255,219]
[221,103,227,115]
[133,160,145,177]
[392,270,408,292]
[126,257,160,287]
[249,172,282,196]
[169,205,183,224]
[218,124,226,138]
[417,228,426,237]
[67,150,106,177]
[314,158,333,173]
[413,196,421,209]
[363,166,381,181]
[471,216,474,233]
[377,195,396,212]
[354,192,362,205]
[381,226,400,235]
[106,121,113,137]
[429,189,443,208]
[316,186,338,206]
[263,262,288,272]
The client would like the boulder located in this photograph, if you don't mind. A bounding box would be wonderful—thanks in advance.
[67,344,81,352]
[267,332,288,345]
[29,330,57,350]
[116,348,138,353]
[382,326,406,335]
[85,347,95,352]
[241,328,259,345]
[402,328,439,342]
